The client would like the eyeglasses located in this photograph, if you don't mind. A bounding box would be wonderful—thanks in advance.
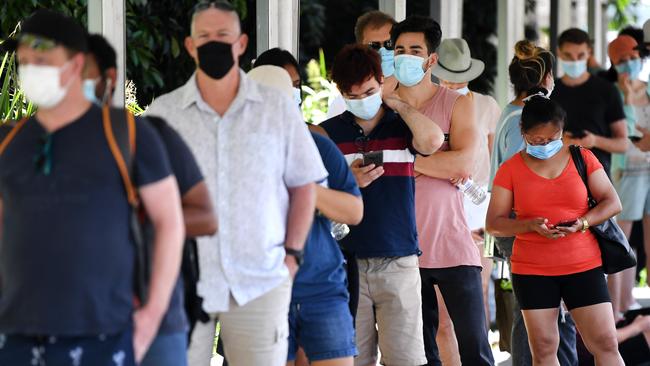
[33,133,53,175]
[368,40,393,51]
[524,135,562,146]
[355,136,369,153]
[18,34,57,51]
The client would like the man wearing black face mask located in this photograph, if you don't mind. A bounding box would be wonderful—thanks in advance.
[145,2,327,366]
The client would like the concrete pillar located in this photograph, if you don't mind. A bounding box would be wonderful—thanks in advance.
[88,0,126,107]
[430,0,464,39]
[495,0,525,107]
[257,0,300,57]
[378,0,407,22]
[588,0,607,67]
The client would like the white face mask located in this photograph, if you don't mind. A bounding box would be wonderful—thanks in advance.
[19,62,74,109]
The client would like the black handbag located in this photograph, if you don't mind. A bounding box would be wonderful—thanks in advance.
[569,145,636,274]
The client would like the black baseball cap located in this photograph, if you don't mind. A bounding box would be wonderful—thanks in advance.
[1,9,88,53]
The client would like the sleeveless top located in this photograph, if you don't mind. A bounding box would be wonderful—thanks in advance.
[415,86,482,268]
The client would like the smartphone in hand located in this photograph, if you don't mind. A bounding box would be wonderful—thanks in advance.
[556,220,577,228]
[630,136,642,143]
[362,151,383,167]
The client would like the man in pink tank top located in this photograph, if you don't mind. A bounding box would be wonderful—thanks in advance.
[391,15,494,366]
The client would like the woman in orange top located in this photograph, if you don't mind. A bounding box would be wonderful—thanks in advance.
[486,94,624,365]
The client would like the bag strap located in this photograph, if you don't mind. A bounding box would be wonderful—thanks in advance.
[569,145,597,207]
[0,117,30,157]
[102,105,138,207]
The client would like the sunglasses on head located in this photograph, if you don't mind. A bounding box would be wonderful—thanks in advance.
[367,40,393,51]
[191,0,235,16]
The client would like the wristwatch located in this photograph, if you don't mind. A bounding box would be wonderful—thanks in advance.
[285,247,304,266]
[580,217,589,233]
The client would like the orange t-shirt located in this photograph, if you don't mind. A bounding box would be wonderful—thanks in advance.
[493,149,603,276]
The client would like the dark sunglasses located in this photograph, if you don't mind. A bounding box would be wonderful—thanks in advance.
[33,133,53,176]
[368,40,393,51]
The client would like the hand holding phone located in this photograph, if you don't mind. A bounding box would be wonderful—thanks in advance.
[362,151,383,167]
[555,220,578,228]
[630,136,642,143]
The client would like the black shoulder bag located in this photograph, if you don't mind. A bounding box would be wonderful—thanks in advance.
[569,145,636,274]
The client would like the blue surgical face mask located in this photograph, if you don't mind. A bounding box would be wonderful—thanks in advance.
[456,86,470,95]
[83,78,100,105]
[379,47,395,77]
[560,59,587,79]
[525,138,563,160]
[394,54,426,87]
[615,58,642,80]
[344,90,383,120]
[293,87,302,105]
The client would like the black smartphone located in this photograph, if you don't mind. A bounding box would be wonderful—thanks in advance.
[630,136,642,143]
[556,220,577,228]
[362,151,383,167]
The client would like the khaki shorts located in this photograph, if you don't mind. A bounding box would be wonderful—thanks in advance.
[355,255,427,366]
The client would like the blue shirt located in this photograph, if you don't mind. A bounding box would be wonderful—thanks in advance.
[292,132,361,303]
[0,105,172,336]
[147,116,203,334]
[489,104,524,191]
[321,109,420,258]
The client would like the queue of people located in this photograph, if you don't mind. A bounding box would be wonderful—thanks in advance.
[2,2,650,366]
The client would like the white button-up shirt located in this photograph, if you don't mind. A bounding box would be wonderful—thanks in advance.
[146,71,327,312]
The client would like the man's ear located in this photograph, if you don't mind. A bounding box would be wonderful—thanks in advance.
[425,53,438,70]
[105,67,118,89]
[235,34,249,58]
[185,36,198,64]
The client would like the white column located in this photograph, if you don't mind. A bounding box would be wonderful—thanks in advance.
[378,0,406,22]
[257,0,300,58]
[495,0,525,107]
[430,0,464,39]
[87,0,125,108]
[588,0,607,67]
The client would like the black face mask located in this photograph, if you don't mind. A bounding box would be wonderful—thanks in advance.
[197,41,235,80]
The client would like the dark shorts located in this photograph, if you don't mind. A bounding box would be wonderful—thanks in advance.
[0,328,135,366]
[512,267,611,311]
[287,299,357,362]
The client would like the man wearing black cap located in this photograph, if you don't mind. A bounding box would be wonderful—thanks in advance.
[0,9,185,365]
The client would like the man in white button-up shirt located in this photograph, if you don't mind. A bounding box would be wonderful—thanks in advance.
[146,2,327,365]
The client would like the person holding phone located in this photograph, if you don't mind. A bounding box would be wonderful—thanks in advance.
[488,40,582,366]
[321,44,444,366]
[551,28,627,177]
[486,94,624,365]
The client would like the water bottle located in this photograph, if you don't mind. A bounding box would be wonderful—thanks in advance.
[456,178,487,205]
[331,222,350,241]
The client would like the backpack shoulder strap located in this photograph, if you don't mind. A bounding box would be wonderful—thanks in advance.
[102,105,138,206]
[0,117,29,157]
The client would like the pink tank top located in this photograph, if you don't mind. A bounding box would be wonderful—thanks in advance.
[416,86,481,268]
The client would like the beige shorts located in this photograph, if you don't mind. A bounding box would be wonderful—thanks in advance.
[355,255,427,366]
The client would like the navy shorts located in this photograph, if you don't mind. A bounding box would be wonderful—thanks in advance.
[287,298,357,362]
[0,328,135,366]
[512,266,611,310]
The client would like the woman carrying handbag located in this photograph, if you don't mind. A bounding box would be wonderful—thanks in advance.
[486,94,626,365]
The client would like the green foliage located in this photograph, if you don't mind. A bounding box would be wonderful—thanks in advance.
[608,0,640,30]
[301,50,338,124]
[0,28,34,122]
